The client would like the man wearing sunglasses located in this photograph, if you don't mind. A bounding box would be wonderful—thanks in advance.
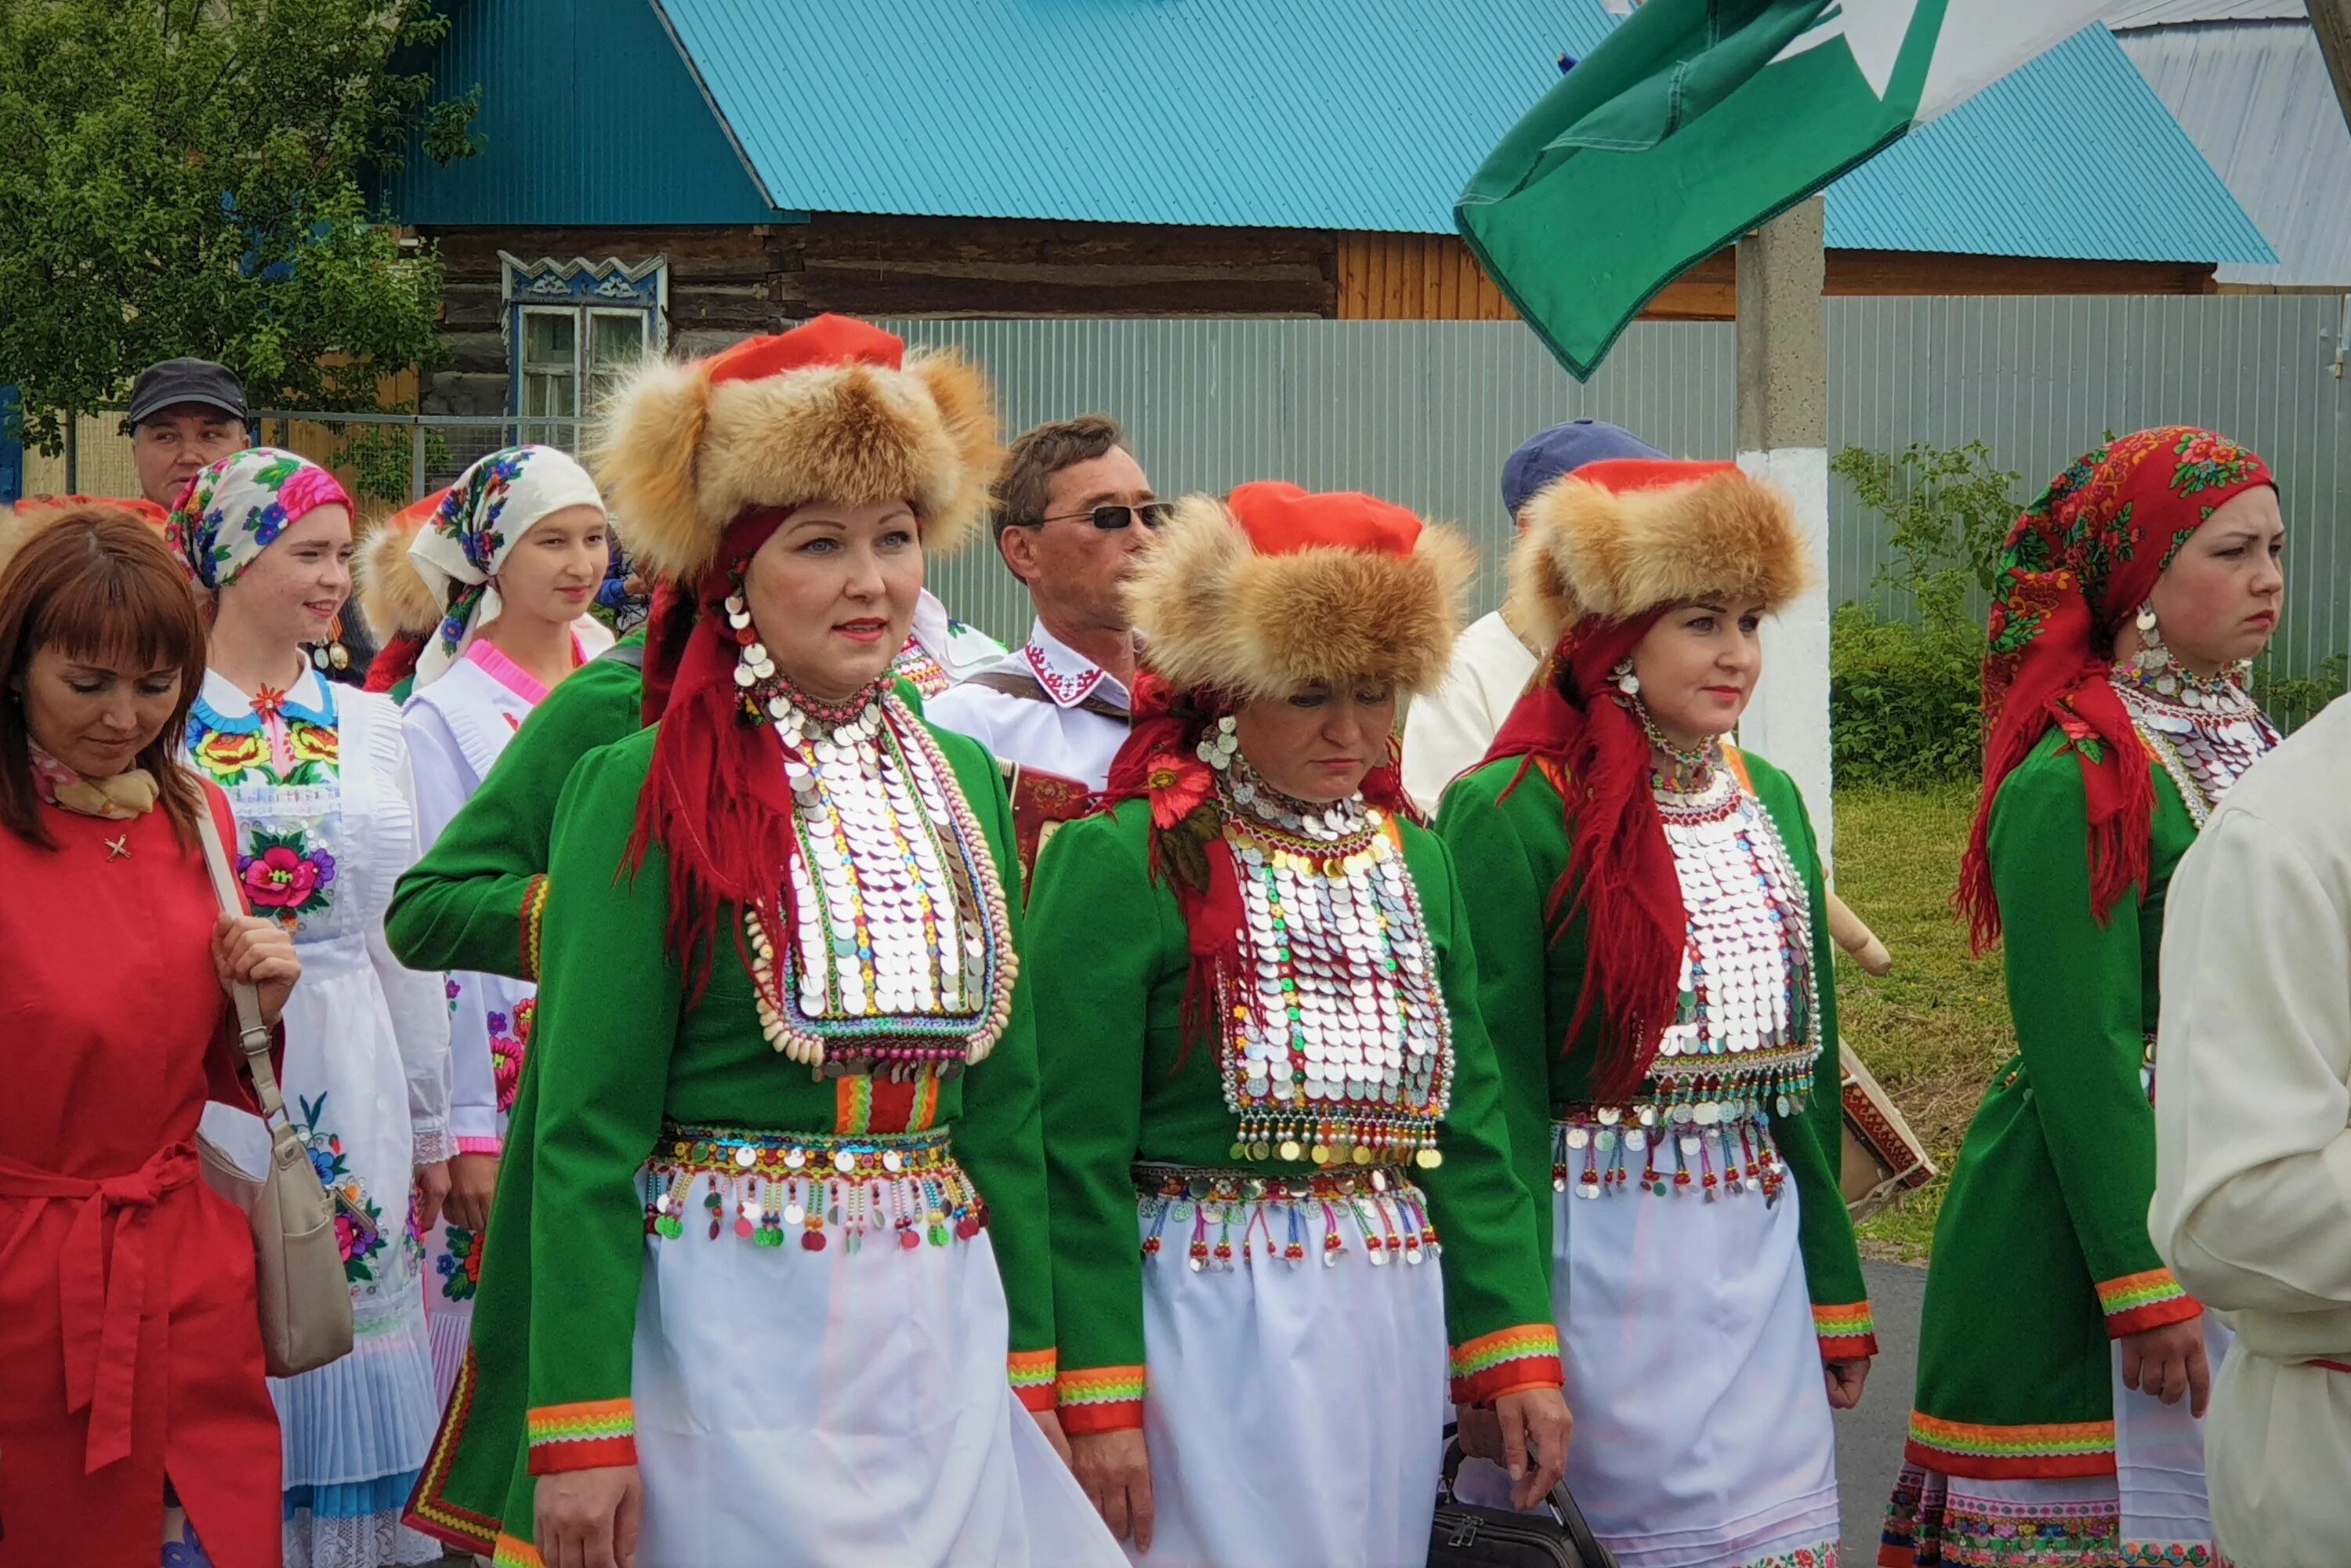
[928,415,1161,864]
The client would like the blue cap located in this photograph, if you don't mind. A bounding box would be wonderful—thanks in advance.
[1501,419,1665,520]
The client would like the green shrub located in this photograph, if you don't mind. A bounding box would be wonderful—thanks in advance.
[1828,440,2019,786]
[1831,603,1981,785]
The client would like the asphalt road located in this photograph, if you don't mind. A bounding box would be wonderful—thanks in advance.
[1834,1259,1929,1566]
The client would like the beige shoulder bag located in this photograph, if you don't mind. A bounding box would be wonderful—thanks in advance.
[192,802,355,1377]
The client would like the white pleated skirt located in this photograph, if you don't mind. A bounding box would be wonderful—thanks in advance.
[1882,1314,2230,1567]
[1130,1186,1450,1568]
[1462,1161,1842,1568]
[628,1201,1121,1568]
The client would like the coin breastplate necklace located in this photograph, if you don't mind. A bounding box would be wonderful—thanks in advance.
[1212,754,1453,1168]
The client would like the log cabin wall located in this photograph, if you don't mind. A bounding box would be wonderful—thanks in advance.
[422,219,2219,415]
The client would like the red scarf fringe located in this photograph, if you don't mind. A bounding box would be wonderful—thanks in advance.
[1481,613,1682,1100]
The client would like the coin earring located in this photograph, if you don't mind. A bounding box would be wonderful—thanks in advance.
[2132,603,2169,672]
[1610,657,1640,698]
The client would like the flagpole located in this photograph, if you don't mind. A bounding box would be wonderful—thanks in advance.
[1731,194,1838,870]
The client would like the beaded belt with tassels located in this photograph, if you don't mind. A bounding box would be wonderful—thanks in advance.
[1133,1161,1439,1272]
[1551,1097,1791,1203]
[643,1124,985,1252]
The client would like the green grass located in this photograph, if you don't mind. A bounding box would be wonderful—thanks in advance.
[1829,784,2015,1262]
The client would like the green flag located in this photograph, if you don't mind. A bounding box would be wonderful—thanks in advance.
[1457,0,2106,378]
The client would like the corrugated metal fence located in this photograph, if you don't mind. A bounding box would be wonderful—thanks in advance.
[31,296,2347,672]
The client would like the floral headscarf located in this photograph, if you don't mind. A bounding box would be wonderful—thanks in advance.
[1958,425,2273,947]
[408,444,605,689]
[165,447,352,591]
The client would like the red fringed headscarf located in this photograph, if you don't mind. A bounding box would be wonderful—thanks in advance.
[1100,672,1416,1052]
[1955,427,2273,951]
[625,508,801,997]
[1480,610,1682,1099]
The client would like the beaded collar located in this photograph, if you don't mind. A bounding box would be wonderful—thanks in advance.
[1207,759,1453,1169]
[1646,767,1820,1117]
[739,680,1017,1077]
[2108,664,2277,827]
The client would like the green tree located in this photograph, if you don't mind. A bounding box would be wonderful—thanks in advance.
[0,0,480,451]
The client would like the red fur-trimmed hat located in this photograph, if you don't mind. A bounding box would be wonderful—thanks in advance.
[1123,480,1475,700]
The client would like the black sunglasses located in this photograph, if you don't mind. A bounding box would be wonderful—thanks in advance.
[1026,502,1172,531]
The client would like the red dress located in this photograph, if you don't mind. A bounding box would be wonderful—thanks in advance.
[0,785,283,1568]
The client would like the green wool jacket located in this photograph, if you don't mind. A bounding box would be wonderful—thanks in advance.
[406,716,1048,1558]
[385,629,647,983]
[1022,798,1563,1435]
[1905,730,2203,1480]
[1435,749,1876,1360]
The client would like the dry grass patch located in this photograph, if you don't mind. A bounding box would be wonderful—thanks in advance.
[1830,784,2015,1262]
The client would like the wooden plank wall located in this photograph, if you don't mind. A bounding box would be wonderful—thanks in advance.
[1336,233,1735,320]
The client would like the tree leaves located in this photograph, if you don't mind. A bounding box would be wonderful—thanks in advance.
[0,0,480,449]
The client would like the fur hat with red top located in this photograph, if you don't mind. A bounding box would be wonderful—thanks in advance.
[1121,480,1475,704]
[1485,459,1810,1099]
[1104,481,1475,1041]
[600,315,1003,984]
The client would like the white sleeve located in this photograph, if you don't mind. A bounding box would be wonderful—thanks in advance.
[1402,664,1501,817]
[371,709,456,1167]
[922,683,1007,756]
[2152,804,2351,1316]
[400,701,501,1150]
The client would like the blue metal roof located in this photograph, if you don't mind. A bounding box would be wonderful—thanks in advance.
[1831,25,2274,262]
[647,0,2269,263]
[385,0,785,226]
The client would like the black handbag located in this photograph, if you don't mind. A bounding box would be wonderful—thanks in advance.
[1428,1439,1617,1568]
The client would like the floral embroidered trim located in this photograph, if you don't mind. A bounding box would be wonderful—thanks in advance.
[1735,1548,1839,1568]
[1449,1324,1565,1404]
[1904,1412,2116,1479]
[1025,638,1107,707]
[238,825,338,929]
[1057,1365,1147,1433]
[2096,1268,2200,1336]
[1882,1461,2118,1566]
[490,1534,547,1568]
[1814,1301,1880,1359]
[1009,1349,1059,1413]
[2118,1544,2217,1566]
[526,1398,636,1474]
[520,875,550,981]
[437,1225,483,1303]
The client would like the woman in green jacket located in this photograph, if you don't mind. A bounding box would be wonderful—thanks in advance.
[402,314,1117,1568]
[1438,458,1875,1568]
[1886,428,2285,1568]
[1026,482,1570,1568]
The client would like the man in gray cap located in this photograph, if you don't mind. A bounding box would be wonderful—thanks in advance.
[1401,416,1663,813]
[125,357,249,512]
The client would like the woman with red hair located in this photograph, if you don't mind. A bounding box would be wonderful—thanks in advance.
[1024,481,1569,1568]
[402,317,1118,1568]
[1885,428,2285,1568]
[1440,458,1875,1568]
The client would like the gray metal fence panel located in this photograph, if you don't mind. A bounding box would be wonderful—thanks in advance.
[30,299,2342,672]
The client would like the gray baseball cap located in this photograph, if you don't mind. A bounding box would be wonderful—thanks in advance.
[127,359,248,428]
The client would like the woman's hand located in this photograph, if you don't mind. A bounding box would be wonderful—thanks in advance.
[446,1151,501,1233]
[212,914,299,1025]
[2122,1314,2211,1417]
[414,1161,452,1234]
[1824,1356,1871,1410]
[1491,1388,1574,1510]
[1069,1429,1154,1551]
[534,1464,641,1568]
[1030,1405,1074,1468]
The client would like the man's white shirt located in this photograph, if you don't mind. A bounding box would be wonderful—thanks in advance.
[925,619,1133,791]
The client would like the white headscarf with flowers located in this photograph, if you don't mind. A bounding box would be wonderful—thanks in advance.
[409,444,606,689]
[166,447,353,592]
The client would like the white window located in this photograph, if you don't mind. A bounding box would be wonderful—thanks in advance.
[501,255,668,448]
